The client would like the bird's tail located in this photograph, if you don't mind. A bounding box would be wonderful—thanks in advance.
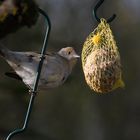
[0,44,9,57]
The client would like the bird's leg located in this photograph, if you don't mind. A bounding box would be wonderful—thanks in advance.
[28,88,33,94]
[27,85,37,96]
[28,89,37,96]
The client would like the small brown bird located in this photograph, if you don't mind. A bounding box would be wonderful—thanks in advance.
[0,45,80,91]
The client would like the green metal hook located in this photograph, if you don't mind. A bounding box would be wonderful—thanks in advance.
[93,0,116,23]
[5,8,51,140]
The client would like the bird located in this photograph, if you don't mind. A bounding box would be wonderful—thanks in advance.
[0,45,80,91]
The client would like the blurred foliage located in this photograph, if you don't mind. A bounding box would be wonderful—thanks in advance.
[0,0,140,140]
[0,0,39,38]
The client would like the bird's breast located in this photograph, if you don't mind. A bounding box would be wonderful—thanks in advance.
[39,56,70,88]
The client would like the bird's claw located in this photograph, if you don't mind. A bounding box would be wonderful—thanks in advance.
[28,89,37,96]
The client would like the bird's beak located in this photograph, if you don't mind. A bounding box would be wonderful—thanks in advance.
[73,54,80,58]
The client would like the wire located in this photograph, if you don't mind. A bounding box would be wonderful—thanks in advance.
[93,0,116,23]
[5,8,51,140]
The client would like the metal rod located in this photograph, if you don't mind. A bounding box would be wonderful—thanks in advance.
[93,0,116,23]
[5,8,51,140]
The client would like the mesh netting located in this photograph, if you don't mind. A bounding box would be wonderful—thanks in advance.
[82,18,124,93]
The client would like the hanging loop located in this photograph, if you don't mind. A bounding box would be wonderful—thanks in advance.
[93,0,116,23]
[5,8,51,140]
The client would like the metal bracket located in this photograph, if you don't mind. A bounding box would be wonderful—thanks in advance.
[5,8,51,140]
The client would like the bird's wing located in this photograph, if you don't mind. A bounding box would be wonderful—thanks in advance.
[5,71,22,81]
[7,51,58,64]
[40,55,69,83]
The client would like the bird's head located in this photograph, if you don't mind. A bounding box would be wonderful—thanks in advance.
[58,47,80,60]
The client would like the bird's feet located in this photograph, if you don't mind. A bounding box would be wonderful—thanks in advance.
[27,85,37,96]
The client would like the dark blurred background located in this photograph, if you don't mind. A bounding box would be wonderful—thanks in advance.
[0,0,140,139]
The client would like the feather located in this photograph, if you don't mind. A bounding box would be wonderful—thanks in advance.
[0,44,9,57]
[5,72,22,81]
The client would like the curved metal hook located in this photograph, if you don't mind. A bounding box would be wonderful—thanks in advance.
[5,8,51,140]
[93,0,116,23]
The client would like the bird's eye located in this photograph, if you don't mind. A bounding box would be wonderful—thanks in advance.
[68,51,71,55]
